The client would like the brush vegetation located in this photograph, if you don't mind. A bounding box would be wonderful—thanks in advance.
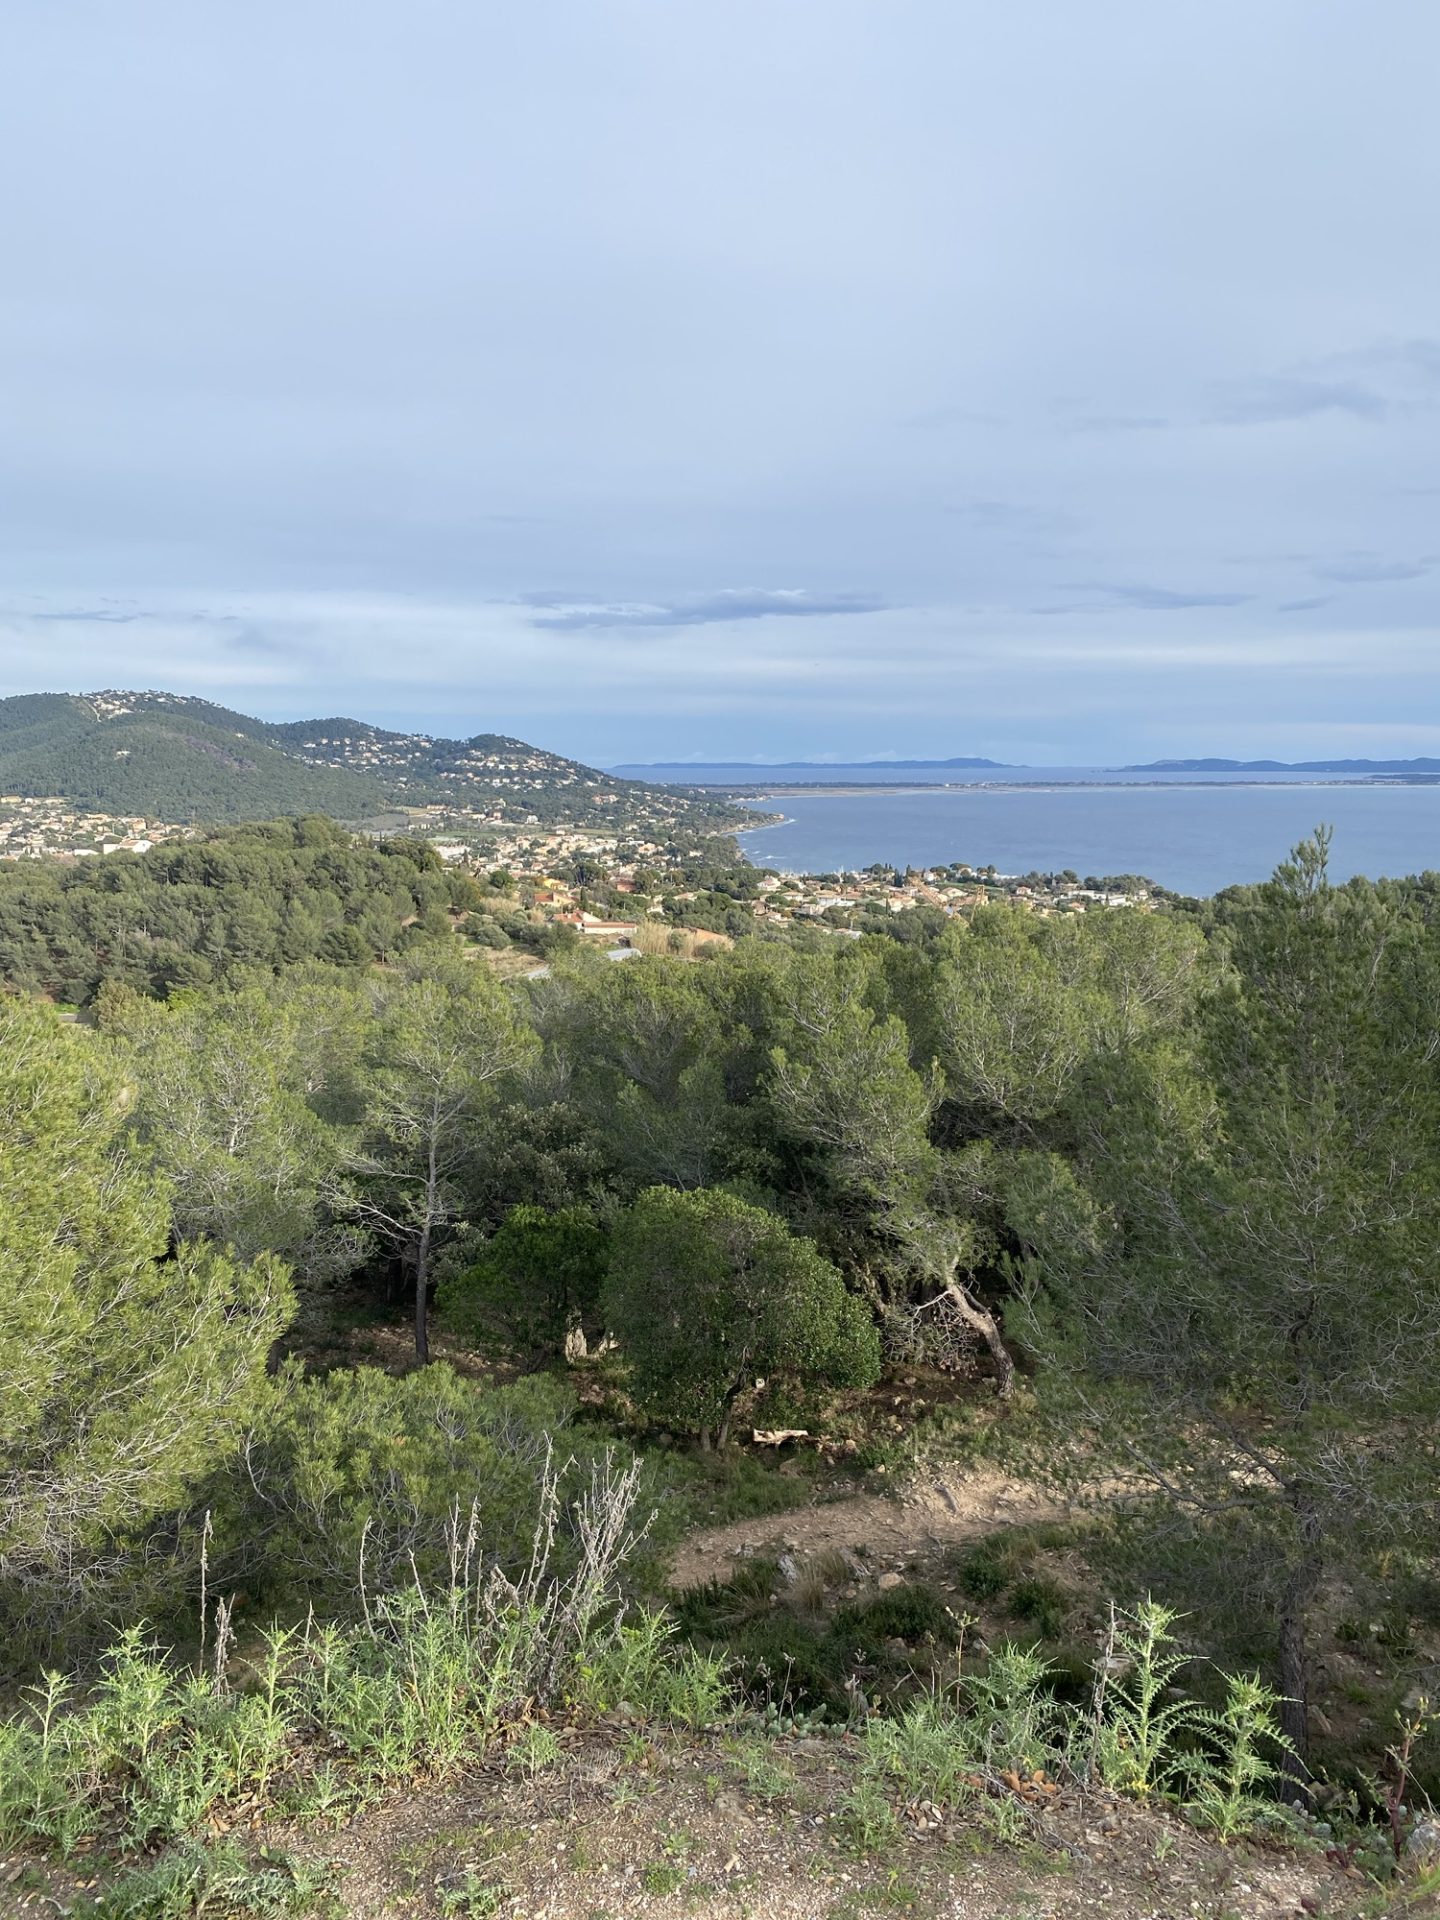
[2,827,1440,1905]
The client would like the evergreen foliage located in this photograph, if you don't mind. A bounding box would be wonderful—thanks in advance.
[0,995,292,1652]
[1012,833,1440,1774]
[2,823,1438,1815]
[604,1187,881,1444]
[440,1203,610,1362]
[0,816,461,1003]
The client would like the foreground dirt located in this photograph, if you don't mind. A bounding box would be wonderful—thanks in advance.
[81,1730,1403,1919]
[5,1724,1404,1920]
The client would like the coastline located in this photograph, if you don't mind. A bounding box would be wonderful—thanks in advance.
[714,776,1417,798]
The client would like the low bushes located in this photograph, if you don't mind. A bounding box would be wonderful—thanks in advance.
[851,1602,1295,1842]
[212,1365,606,1618]
[0,1451,707,1866]
[675,1568,964,1715]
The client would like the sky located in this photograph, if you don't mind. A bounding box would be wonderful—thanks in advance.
[2,0,1438,766]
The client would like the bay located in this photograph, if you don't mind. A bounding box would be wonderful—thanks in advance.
[681,774,1440,897]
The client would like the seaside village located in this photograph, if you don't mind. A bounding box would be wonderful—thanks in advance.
[1,793,1161,946]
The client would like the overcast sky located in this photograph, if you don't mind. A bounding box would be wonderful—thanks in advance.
[2,1,1437,764]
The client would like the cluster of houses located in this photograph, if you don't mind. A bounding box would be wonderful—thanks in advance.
[751,866,1150,924]
[2,795,1158,937]
[437,821,1158,946]
[0,797,195,862]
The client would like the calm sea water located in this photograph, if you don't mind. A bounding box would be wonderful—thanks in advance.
[615,768,1440,896]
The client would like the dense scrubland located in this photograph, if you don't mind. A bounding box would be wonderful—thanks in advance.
[3,824,1439,1915]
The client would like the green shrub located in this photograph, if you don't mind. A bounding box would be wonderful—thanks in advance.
[216,1365,596,1614]
[1008,1574,1067,1639]
[957,1543,1010,1601]
[831,1583,960,1655]
[0,1453,682,1864]
[440,1204,609,1363]
[0,996,292,1663]
[603,1187,880,1446]
[676,1571,961,1716]
[72,1840,335,1920]
[572,1610,732,1728]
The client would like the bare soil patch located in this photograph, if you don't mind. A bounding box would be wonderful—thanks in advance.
[668,1466,1067,1596]
[36,1727,1372,1920]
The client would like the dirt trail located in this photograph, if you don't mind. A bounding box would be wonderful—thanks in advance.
[669,1464,1069,1591]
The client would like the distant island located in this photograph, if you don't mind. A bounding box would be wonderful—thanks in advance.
[613,756,1010,771]
[1125,757,1440,774]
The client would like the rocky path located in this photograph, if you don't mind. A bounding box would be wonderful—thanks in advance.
[669,1463,1069,1591]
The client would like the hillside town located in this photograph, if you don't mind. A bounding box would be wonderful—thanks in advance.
[0,795,1161,939]
[0,795,197,861]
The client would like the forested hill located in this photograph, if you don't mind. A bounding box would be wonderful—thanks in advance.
[0,689,713,826]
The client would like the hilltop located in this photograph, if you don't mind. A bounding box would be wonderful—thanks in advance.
[0,690,744,830]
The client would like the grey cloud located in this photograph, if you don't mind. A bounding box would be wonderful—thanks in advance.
[4,4,1440,762]
[1206,376,1388,425]
[1057,583,1253,612]
[525,590,884,632]
[1063,414,1170,435]
[942,499,1071,534]
[27,607,142,624]
[1325,339,1440,387]
[224,626,303,655]
[1315,557,1432,584]
[901,405,1005,430]
[1203,343,1440,430]
[944,499,1031,524]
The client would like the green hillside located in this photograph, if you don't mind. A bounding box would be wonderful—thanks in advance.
[0,690,740,829]
[0,693,384,821]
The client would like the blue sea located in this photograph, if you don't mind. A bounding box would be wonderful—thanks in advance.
[614,767,1440,896]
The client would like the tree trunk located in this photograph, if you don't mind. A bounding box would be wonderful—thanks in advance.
[1276,1496,1322,1799]
[413,1229,431,1366]
[940,1272,1016,1399]
[414,1132,439,1365]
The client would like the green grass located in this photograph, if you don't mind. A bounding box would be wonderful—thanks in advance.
[70,1840,337,1919]
[641,1861,689,1895]
[0,1597,728,1866]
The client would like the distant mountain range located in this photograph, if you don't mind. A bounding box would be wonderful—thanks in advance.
[1125,757,1440,774]
[0,690,729,827]
[614,756,1010,771]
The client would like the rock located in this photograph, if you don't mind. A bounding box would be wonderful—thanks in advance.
[1408,1818,1440,1865]
[877,1571,905,1592]
[777,1553,800,1584]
